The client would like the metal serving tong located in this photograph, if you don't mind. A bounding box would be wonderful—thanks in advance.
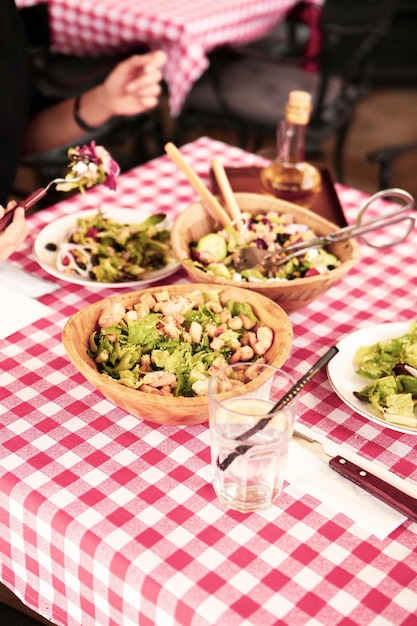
[0,163,89,233]
[233,188,415,271]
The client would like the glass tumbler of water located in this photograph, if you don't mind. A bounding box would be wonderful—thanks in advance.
[208,362,297,513]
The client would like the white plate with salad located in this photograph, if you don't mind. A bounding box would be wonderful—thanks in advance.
[33,207,180,288]
[327,321,417,435]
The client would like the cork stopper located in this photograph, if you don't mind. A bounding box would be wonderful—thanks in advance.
[285,90,312,124]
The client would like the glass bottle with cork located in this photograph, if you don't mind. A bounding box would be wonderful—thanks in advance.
[260,90,321,202]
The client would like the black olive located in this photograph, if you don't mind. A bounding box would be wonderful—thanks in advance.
[45,242,57,251]
[275,233,291,246]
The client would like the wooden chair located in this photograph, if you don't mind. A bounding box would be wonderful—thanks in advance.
[367,142,417,189]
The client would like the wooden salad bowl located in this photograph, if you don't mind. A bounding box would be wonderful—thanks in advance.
[170,192,360,313]
[62,283,293,426]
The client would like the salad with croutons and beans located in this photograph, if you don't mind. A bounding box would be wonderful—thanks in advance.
[88,289,274,398]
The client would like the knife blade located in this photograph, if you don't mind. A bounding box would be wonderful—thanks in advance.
[292,428,417,523]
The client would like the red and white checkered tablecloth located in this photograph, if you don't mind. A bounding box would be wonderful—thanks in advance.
[1,137,417,626]
[15,0,302,116]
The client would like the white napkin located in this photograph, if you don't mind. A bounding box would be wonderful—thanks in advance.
[0,284,54,339]
[285,423,416,540]
[0,262,59,298]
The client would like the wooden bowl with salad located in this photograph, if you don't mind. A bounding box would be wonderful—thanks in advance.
[62,283,293,426]
[171,193,360,313]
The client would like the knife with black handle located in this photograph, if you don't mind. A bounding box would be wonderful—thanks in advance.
[293,429,417,523]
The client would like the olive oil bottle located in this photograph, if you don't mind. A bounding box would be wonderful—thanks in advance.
[260,90,321,201]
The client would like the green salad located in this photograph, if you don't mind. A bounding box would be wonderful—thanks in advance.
[56,211,172,283]
[353,320,417,428]
[89,289,274,397]
[55,141,120,193]
[189,210,339,282]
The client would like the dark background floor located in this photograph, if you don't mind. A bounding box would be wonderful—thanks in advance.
[0,597,54,626]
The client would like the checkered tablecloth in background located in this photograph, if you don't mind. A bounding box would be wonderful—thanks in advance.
[15,0,303,115]
[0,137,416,626]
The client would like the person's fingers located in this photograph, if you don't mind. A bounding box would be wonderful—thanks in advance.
[118,50,167,79]
[130,50,167,69]
[100,50,167,117]
[126,74,163,94]
[0,206,28,261]
[9,207,28,238]
[149,50,167,67]
[125,68,164,95]
[8,206,29,239]
[135,96,159,110]
[0,200,16,218]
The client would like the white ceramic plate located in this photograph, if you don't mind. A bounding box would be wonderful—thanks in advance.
[327,321,417,435]
[33,208,180,288]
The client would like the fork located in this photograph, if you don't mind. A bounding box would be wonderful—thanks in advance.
[0,166,88,232]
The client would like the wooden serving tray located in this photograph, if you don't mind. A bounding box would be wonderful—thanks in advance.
[210,166,347,228]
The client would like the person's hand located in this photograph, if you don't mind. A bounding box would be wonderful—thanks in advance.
[99,50,167,118]
[0,203,29,261]
[23,49,167,158]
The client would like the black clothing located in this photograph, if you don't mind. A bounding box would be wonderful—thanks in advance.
[0,0,34,205]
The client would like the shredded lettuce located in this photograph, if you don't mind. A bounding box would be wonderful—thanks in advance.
[353,321,417,427]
